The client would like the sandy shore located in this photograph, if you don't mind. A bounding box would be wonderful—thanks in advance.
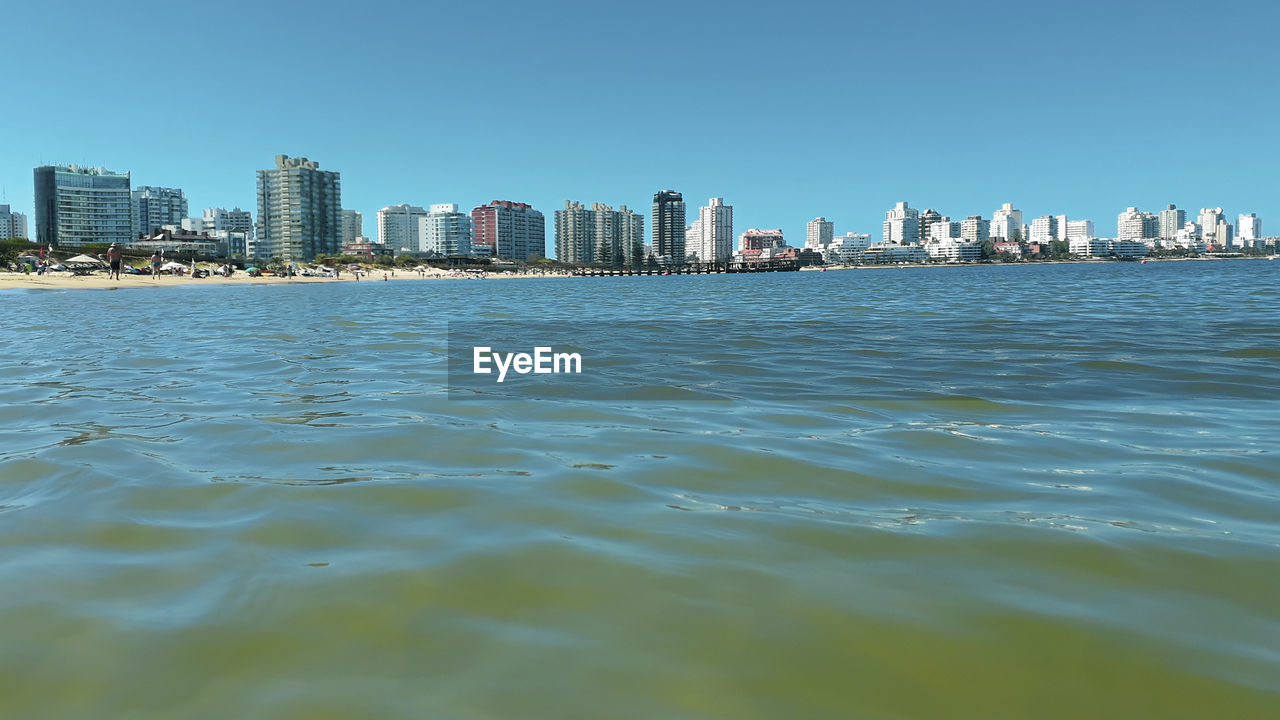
[0,269,572,291]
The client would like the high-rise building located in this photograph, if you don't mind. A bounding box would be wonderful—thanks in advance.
[687,198,733,262]
[255,155,341,260]
[928,216,960,241]
[991,202,1023,240]
[419,203,472,256]
[1055,214,1069,240]
[34,164,132,248]
[131,186,188,238]
[471,200,545,260]
[1117,207,1145,240]
[1029,215,1059,244]
[1158,204,1186,240]
[806,217,834,250]
[1238,213,1261,241]
[918,209,943,244]
[882,201,920,244]
[554,201,643,266]
[652,190,686,262]
[340,209,363,244]
[378,204,429,250]
[0,204,28,239]
[739,228,786,251]
[201,207,254,236]
[961,215,990,243]
[1065,219,1095,240]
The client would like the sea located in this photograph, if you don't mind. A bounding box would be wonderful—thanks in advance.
[1,260,1277,719]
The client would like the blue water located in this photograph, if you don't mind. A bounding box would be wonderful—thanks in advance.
[1,261,1278,718]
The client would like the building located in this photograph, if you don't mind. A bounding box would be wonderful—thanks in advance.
[918,209,943,243]
[1029,215,1059,244]
[1117,207,1158,241]
[1070,238,1113,257]
[471,200,545,260]
[928,216,960,241]
[993,241,1023,257]
[739,228,786,252]
[340,209,363,244]
[991,202,1023,240]
[378,204,429,251]
[826,233,872,263]
[33,164,132,248]
[806,217,834,250]
[131,186,188,238]
[131,229,224,256]
[1158,204,1186,239]
[683,198,733,262]
[961,215,990,243]
[883,201,920,244]
[554,201,643,266]
[419,203,472,256]
[862,242,929,264]
[0,204,27,239]
[340,238,394,261]
[652,190,686,262]
[255,155,341,260]
[927,238,982,262]
[1065,219,1095,240]
[1238,213,1261,241]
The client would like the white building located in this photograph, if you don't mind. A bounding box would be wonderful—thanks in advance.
[928,216,960,241]
[1117,207,1146,240]
[991,202,1022,240]
[927,238,982,262]
[825,233,871,263]
[378,203,430,251]
[1111,240,1149,258]
[882,201,920,244]
[863,242,929,264]
[687,198,733,262]
[1065,219,1095,240]
[1070,238,1112,257]
[1029,215,1058,244]
[131,186,188,237]
[419,203,472,256]
[806,217,834,250]
[0,204,27,239]
[1158,204,1185,239]
[960,215,990,243]
[1238,213,1261,241]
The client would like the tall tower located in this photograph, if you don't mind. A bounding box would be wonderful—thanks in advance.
[806,217,834,249]
[34,164,132,247]
[255,155,341,260]
[652,190,686,263]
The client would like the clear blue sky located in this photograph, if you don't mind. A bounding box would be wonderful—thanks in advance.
[3,0,1277,251]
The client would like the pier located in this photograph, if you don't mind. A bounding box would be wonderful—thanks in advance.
[572,259,801,277]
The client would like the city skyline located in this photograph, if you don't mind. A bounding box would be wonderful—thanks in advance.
[1,1,1276,254]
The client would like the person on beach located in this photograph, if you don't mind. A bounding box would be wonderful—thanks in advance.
[151,251,163,278]
[106,244,122,280]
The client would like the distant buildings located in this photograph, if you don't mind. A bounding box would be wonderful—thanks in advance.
[34,164,132,247]
[928,216,960,241]
[960,215,990,243]
[340,209,363,244]
[805,217,834,250]
[131,186,188,238]
[1197,208,1234,248]
[882,201,920,244]
[739,228,785,252]
[420,203,472,256]
[471,200,545,260]
[188,208,254,256]
[1158,204,1185,240]
[826,233,872,263]
[1065,220,1095,240]
[1238,213,1261,241]
[255,155,341,260]
[555,201,643,266]
[0,204,27,239]
[652,190,685,263]
[1117,206,1157,241]
[991,202,1022,241]
[378,204,429,251]
[685,198,733,262]
[1029,215,1058,244]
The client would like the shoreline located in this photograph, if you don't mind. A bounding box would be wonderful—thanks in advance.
[803,255,1277,272]
[3,254,1272,291]
[0,268,570,291]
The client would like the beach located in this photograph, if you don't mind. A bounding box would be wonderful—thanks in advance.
[0,268,569,291]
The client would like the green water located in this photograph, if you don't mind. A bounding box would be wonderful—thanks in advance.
[1,261,1277,718]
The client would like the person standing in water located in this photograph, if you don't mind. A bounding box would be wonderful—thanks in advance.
[106,244,123,280]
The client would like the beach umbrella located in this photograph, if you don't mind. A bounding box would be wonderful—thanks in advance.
[65,254,107,266]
